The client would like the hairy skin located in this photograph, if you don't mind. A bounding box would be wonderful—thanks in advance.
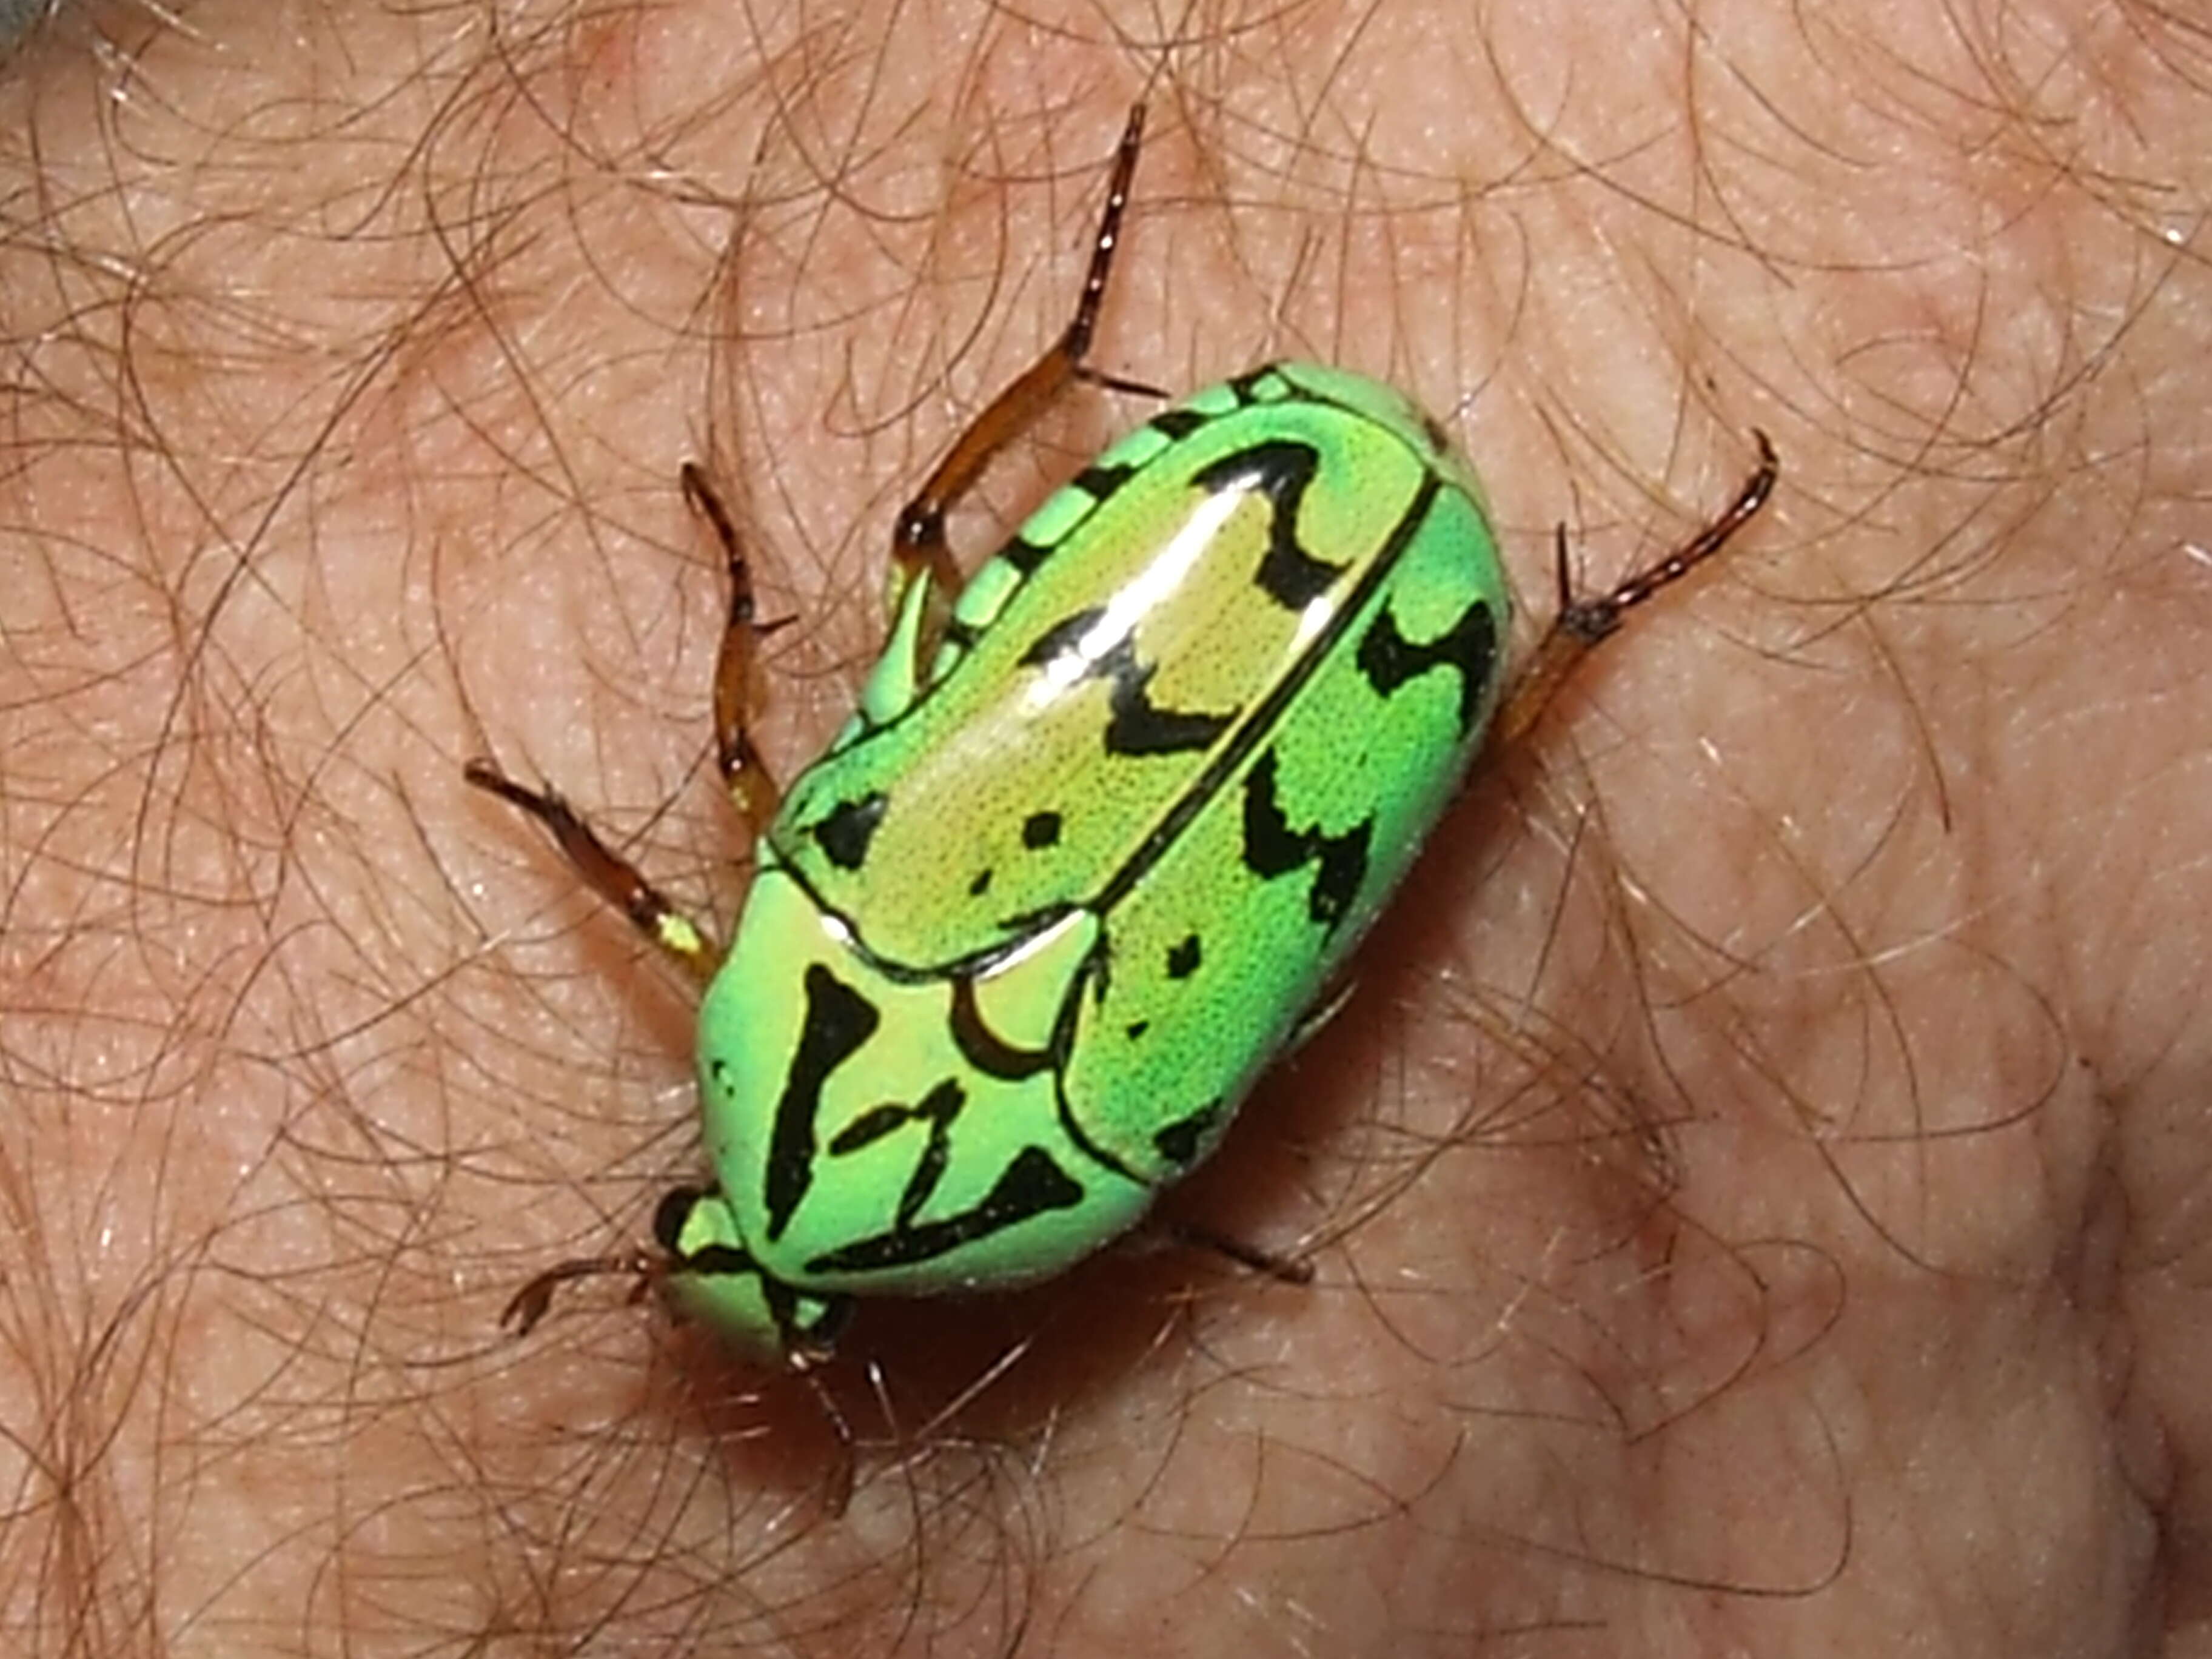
[1,1,2208,1654]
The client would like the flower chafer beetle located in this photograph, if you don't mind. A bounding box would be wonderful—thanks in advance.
[469,103,1777,1366]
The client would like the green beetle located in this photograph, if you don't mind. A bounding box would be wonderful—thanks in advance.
[469,104,1776,1366]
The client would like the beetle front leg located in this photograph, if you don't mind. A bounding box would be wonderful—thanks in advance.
[462,760,720,989]
[886,102,1161,646]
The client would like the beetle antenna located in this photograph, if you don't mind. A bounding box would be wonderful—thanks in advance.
[501,1250,657,1336]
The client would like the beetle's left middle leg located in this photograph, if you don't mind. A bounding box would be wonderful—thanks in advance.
[680,460,784,830]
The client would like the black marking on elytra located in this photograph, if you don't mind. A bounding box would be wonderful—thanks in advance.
[1071,460,1138,504]
[950,974,1056,1082]
[1355,596,1500,735]
[1151,1099,1224,1168]
[1021,608,1098,669]
[812,791,888,871]
[1002,535,1054,577]
[1022,810,1062,850]
[1241,748,1373,931]
[1106,665,1235,756]
[764,966,882,1241]
[1095,473,1441,923]
[1021,608,1236,758]
[826,1077,968,1230]
[1165,933,1201,979]
[803,1145,1085,1275]
[1124,1019,1150,1040]
[1194,442,1344,619]
[1150,406,1208,441]
[968,868,993,897]
[1191,440,1344,612]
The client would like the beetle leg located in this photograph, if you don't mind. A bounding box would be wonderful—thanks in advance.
[463,759,720,988]
[1162,1220,1315,1285]
[801,1369,859,1518]
[886,102,1153,645]
[1498,431,1778,745]
[680,461,784,830]
[1285,977,1362,1056]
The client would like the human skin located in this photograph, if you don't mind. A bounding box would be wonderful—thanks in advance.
[1,0,2208,1654]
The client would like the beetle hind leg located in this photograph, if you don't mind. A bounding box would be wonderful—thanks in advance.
[886,102,1151,640]
[1498,431,1778,745]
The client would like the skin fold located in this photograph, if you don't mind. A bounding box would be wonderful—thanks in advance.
[0,1,2207,1654]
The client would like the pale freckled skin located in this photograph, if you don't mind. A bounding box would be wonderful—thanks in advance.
[0,2,2208,1655]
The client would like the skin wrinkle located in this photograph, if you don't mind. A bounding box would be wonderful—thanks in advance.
[0,1,2207,1655]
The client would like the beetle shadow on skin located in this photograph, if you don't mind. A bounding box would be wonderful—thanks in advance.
[605,747,1572,1513]
[825,1264,1308,1486]
[641,1195,1321,1513]
[638,896,1489,1516]
[617,1094,1334,1518]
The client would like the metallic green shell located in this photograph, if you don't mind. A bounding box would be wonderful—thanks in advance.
[689,361,1508,1323]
